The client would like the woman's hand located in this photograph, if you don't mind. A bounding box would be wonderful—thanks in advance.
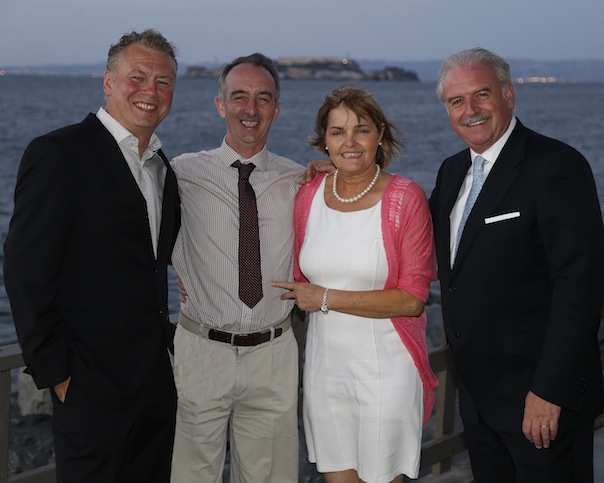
[177,276,187,303]
[303,159,334,184]
[274,282,423,319]
[272,281,324,312]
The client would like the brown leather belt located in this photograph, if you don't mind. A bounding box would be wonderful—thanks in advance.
[178,312,291,347]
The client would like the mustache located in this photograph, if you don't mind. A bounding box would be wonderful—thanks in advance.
[460,114,490,126]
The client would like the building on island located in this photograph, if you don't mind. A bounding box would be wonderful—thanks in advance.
[183,56,419,82]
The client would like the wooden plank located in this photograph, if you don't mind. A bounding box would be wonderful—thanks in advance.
[6,464,56,483]
[0,345,25,373]
[428,345,455,374]
[420,432,467,469]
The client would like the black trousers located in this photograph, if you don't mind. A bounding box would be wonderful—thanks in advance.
[463,414,595,483]
[51,357,176,483]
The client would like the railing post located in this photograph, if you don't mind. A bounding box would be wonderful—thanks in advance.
[291,306,307,417]
[432,329,458,475]
[0,344,25,481]
[0,367,10,480]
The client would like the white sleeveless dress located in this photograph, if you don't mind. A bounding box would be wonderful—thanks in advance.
[300,178,423,482]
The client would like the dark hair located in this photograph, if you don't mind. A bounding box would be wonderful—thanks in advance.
[436,47,511,102]
[309,85,403,168]
[106,29,178,73]
[218,53,280,103]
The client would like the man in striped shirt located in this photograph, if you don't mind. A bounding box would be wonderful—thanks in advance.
[170,53,309,483]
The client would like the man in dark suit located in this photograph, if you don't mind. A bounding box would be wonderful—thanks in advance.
[429,47,604,482]
[3,29,180,483]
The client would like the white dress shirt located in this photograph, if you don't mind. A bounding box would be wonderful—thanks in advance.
[449,117,517,260]
[96,107,166,258]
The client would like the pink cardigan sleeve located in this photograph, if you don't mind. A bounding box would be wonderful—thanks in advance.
[382,177,436,301]
[382,175,438,424]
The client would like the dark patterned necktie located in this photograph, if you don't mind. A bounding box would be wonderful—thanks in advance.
[232,161,263,308]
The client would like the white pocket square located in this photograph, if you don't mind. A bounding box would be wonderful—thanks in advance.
[484,211,521,224]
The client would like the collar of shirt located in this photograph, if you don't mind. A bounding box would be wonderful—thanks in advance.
[218,137,269,172]
[96,107,162,162]
[470,116,517,179]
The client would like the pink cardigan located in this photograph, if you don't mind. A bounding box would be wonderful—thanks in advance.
[293,173,438,424]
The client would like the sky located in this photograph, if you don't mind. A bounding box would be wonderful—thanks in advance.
[2,0,603,67]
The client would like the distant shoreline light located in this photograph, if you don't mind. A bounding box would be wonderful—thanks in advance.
[515,76,560,84]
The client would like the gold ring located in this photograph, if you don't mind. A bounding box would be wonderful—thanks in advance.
[541,424,548,428]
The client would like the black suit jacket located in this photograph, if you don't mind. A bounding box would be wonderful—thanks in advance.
[3,114,180,410]
[430,120,604,433]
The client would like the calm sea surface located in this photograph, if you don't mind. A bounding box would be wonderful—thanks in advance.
[1,76,603,344]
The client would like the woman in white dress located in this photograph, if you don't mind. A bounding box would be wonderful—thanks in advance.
[274,86,438,483]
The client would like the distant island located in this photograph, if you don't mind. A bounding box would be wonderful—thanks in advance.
[2,59,603,83]
[184,56,419,82]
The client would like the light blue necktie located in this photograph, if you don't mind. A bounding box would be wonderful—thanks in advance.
[453,155,486,263]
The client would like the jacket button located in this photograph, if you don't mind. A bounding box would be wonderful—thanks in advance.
[448,286,458,294]
[452,332,460,339]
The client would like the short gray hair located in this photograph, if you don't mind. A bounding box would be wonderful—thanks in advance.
[436,47,511,102]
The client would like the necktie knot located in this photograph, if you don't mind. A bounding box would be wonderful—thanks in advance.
[473,155,486,179]
[232,160,255,181]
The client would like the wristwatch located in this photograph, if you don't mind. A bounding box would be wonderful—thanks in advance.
[320,287,329,314]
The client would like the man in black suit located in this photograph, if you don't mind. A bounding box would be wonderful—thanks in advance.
[3,29,180,482]
[429,47,604,482]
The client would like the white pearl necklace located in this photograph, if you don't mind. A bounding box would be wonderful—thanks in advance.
[332,164,381,204]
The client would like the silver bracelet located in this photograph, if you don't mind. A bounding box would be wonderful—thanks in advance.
[320,287,329,314]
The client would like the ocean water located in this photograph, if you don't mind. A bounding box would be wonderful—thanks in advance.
[1,76,603,345]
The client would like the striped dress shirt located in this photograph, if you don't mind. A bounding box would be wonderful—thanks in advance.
[171,139,306,332]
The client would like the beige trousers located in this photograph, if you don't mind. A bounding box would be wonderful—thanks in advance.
[170,323,299,483]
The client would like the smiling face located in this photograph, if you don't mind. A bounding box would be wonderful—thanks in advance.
[214,63,280,159]
[325,106,383,175]
[103,43,176,151]
[442,60,515,153]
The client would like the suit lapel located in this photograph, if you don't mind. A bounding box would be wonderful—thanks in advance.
[81,114,156,255]
[157,151,179,261]
[452,123,527,271]
[438,152,471,272]
[82,115,147,209]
